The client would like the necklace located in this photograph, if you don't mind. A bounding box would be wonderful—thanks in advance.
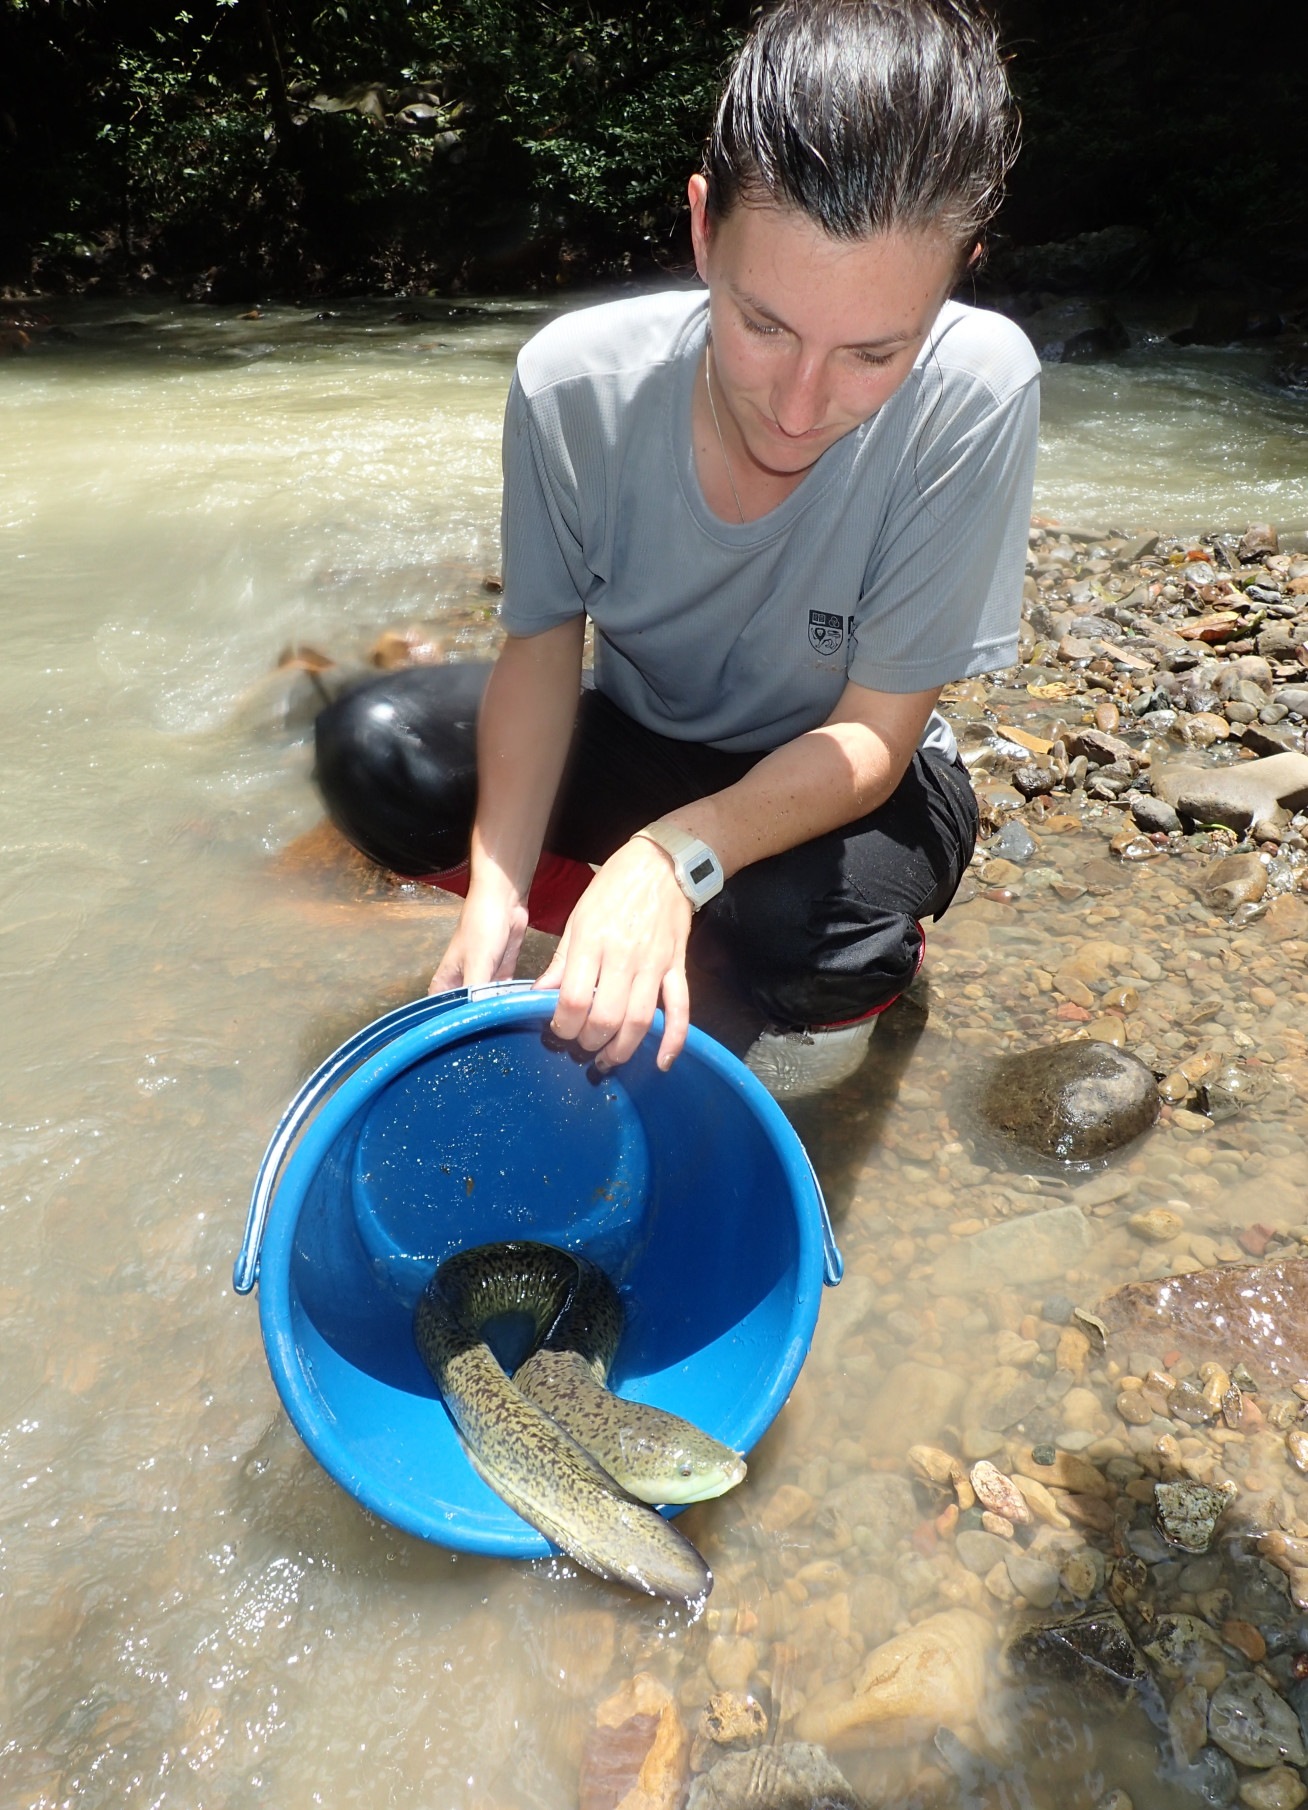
[704,339,745,525]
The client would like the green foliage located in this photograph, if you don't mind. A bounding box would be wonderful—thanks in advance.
[0,0,745,293]
[0,0,1303,296]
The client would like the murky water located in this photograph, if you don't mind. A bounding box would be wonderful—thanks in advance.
[2,296,1307,1809]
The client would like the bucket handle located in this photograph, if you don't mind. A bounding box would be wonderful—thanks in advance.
[806,1149,843,1289]
[231,980,536,1294]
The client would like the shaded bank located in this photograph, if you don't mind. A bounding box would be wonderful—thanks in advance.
[2,0,1307,303]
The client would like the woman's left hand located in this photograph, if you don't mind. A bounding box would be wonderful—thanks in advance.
[535,837,693,1072]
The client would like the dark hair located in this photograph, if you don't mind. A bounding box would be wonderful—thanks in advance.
[704,0,1017,254]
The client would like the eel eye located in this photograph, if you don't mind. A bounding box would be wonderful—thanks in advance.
[680,1462,694,1476]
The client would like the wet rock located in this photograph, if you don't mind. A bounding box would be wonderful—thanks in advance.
[1097,1258,1308,1385]
[1005,1549,1060,1607]
[1202,1062,1274,1122]
[1153,753,1308,839]
[1171,1681,1210,1764]
[1169,1380,1217,1427]
[1007,1610,1150,1703]
[991,819,1039,863]
[931,1206,1093,1295]
[1013,1472,1072,1529]
[1132,794,1182,835]
[1241,525,1281,563]
[1242,723,1303,757]
[1239,1767,1308,1810]
[1014,762,1060,799]
[1175,1745,1239,1807]
[1061,1552,1101,1600]
[1223,1621,1268,1665]
[957,1529,1014,1576]
[1130,1206,1184,1244]
[1144,1614,1228,1682]
[1015,1444,1112,1499]
[1156,1480,1237,1553]
[861,1365,967,1460]
[794,1609,992,1745]
[970,1461,1032,1525]
[1027,298,1130,363]
[1263,894,1308,941]
[707,1635,759,1693]
[582,1673,689,1810]
[1199,854,1268,913]
[1208,1672,1307,1769]
[687,1743,861,1810]
[1067,727,1135,767]
[702,1691,767,1747]
[1116,1388,1154,1425]
[979,1041,1160,1162]
[1180,1557,1224,1594]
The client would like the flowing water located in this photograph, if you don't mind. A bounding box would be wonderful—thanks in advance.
[1,295,1307,1809]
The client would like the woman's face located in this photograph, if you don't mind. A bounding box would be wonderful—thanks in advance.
[688,173,961,479]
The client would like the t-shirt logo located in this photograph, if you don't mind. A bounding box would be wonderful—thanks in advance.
[808,609,844,655]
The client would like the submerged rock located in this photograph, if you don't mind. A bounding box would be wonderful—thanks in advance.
[1208,1672,1307,1770]
[1007,1610,1150,1703]
[1144,1613,1228,1680]
[1174,1745,1239,1807]
[1026,298,1130,363]
[1238,1767,1308,1810]
[795,1609,992,1746]
[1097,1258,1308,1385]
[687,1742,861,1810]
[930,1205,1093,1295]
[581,1673,689,1810]
[1199,853,1268,913]
[860,1364,966,1459]
[979,1041,1160,1162]
[1202,1062,1274,1123]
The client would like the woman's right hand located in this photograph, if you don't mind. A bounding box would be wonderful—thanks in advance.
[429,880,529,994]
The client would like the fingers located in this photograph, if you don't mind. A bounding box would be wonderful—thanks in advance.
[431,895,526,997]
[549,934,601,1045]
[429,951,465,995]
[594,967,663,1071]
[656,962,691,1071]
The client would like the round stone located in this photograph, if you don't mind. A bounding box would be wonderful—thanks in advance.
[978,1041,1160,1162]
[1238,1766,1308,1810]
[1209,1673,1308,1769]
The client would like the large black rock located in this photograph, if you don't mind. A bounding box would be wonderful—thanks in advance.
[979,1040,1159,1161]
[1007,1611,1150,1704]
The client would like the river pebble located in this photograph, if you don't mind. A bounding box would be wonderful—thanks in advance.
[1238,1768,1308,1810]
[1208,1673,1308,1768]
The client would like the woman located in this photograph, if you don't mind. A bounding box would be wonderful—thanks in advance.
[315,0,1039,1097]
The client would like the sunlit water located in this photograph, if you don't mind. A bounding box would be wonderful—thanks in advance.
[2,295,1307,1809]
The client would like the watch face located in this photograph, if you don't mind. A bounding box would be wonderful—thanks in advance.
[689,856,716,885]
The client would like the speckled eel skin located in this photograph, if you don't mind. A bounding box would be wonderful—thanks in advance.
[414,1241,741,1603]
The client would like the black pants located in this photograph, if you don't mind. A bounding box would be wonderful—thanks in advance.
[313,664,978,1027]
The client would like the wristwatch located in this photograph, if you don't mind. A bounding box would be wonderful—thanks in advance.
[634,819,724,910]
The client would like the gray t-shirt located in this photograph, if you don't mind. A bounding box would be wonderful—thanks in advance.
[499,289,1040,757]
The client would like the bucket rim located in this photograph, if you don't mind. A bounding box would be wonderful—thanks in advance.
[254,989,832,1553]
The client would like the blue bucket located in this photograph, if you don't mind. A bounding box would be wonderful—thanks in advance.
[234,982,841,1557]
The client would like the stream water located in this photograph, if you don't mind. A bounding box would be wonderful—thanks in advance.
[1,294,1307,1810]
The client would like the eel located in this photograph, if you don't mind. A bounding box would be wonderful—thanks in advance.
[511,1248,746,1505]
[414,1240,722,1603]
